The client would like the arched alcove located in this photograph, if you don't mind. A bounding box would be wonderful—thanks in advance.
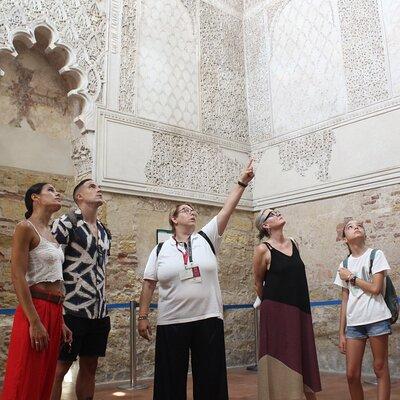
[0,21,97,177]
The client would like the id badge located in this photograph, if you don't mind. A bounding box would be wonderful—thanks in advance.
[179,268,193,281]
[191,266,202,283]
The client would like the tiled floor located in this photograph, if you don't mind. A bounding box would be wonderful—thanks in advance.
[59,369,400,400]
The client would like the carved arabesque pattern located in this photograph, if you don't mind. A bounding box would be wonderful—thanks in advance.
[0,0,107,102]
[269,0,347,136]
[381,0,400,96]
[136,0,199,130]
[145,131,246,196]
[244,11,271,144]
[200,2,248,142]
[279,130,335,181]
[118,0,137,114]
[337,0,389,109]
[71,135,93,179]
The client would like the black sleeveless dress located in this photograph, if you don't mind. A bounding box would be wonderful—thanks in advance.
[258,240,321,400]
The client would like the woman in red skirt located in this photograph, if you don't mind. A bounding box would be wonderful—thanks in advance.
[2,182,72,400]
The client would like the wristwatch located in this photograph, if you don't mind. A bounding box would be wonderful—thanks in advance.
[349,275,357,286]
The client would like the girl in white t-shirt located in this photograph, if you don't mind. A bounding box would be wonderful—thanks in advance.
[334,219,391,400]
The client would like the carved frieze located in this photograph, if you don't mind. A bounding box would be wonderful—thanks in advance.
[278,130,335,182]
[118,0,137,114]
[145,131,249,197]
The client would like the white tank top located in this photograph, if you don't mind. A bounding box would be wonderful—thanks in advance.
[25,221,64,286]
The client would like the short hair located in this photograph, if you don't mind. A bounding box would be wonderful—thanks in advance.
[168,203,195,233]
[73,178,92,203]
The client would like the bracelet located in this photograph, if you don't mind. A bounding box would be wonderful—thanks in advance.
[138,315,148,321]
[237,180,248,188]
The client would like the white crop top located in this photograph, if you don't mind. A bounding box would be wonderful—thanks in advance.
[25,221,64,286]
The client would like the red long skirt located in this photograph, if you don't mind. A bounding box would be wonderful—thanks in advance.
[2,298,63,400]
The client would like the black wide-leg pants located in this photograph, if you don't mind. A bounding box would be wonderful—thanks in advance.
[153,317,229,400]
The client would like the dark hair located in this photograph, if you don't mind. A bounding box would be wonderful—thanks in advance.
[73,178,92,203]
[168,203,195,233]
[24,182,48,219]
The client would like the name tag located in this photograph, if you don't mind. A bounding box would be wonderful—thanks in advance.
[179,266,202,282]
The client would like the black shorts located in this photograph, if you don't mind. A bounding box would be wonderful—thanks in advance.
[59,314,111,362]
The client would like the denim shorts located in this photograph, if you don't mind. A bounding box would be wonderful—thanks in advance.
[346,319,391,339]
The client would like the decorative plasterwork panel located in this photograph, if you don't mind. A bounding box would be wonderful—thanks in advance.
[279,129,335,182]
[136,0,199,130]
[381,0,400,97]
[96,109,252,208]
[200,2,248,143]
[145,132,248,197]
[244,11,272,144]
[71,133,94,179]
[0,0,107,103]
[269,0,347,136]
[118,0,137,114]
[337,0,389,109]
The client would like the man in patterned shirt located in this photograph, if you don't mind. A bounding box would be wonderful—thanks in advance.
[50,179,111,400]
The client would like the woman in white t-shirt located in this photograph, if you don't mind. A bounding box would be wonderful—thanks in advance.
[138,160,254,400]
[334,219,391,400]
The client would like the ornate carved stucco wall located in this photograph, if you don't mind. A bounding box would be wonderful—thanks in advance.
[244,0,400,208]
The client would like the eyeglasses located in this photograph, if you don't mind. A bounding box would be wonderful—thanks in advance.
[177,207,198,216]
[266,210,281,219]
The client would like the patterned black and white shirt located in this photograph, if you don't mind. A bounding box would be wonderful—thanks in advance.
[52,209,111,319]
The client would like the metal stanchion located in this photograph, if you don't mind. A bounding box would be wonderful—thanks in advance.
[246,307,259,372]
[118,300,148,390]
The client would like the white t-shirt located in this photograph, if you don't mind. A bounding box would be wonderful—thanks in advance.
[143,216,223,325]
[334,248,391,326]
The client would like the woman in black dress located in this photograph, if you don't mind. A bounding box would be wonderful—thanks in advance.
[253,208,321,400]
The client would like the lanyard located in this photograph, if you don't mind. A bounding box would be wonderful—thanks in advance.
[174,235,193,268]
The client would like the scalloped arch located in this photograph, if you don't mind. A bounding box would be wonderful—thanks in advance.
[0,20,96,132]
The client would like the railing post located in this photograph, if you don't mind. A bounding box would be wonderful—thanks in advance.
[118,300,148,390]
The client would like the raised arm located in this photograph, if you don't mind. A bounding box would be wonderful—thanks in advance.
[11,222,49,351]
[253,244,270,299]
[217,159,255,235]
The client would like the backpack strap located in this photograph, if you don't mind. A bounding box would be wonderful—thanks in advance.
[156,242,164,257]
[369,249,377,275]
[198,230,215,255]
[342,256,349,268]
